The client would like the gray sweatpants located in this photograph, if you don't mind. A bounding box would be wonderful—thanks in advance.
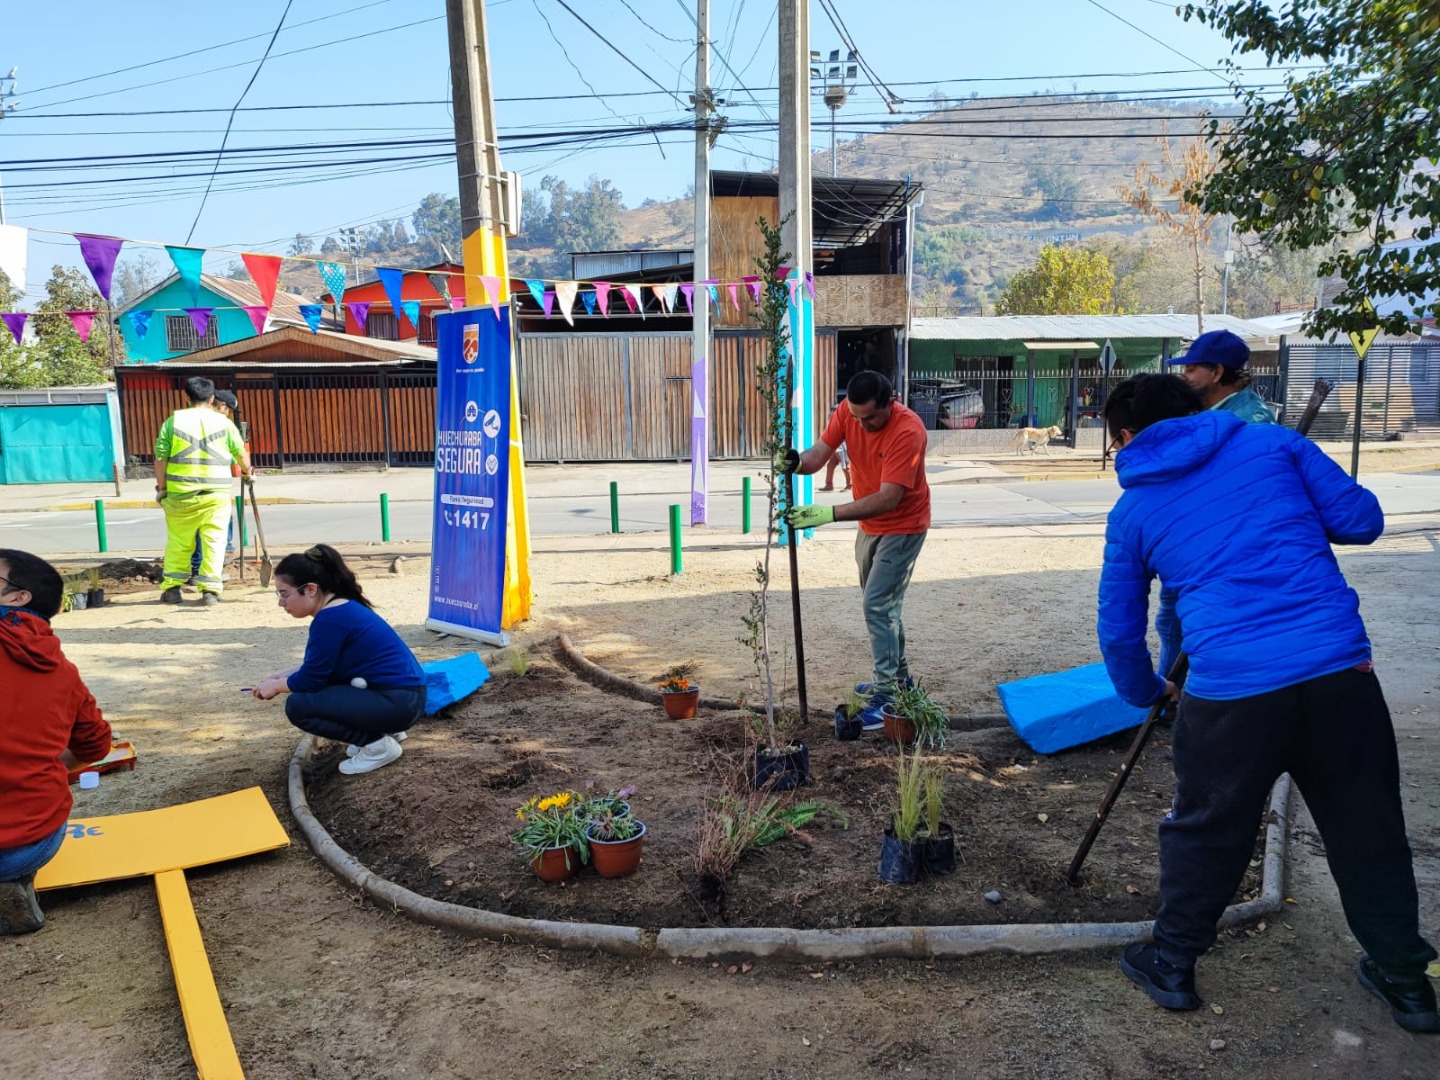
[855,530,927,690]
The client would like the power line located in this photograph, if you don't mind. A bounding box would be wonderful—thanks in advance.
[617,0,690,44]
[1080,0,1230,87]
[547,0,689,108]
[814,0,902,110]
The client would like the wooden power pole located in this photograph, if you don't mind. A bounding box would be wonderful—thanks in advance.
[690,0,711,526]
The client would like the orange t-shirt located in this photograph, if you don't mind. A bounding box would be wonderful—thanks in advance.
[820,400,930,535]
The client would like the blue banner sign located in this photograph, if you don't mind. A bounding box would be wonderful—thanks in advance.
[425,307,512,644]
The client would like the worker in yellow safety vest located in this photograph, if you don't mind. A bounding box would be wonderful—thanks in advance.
[154,376,251,606]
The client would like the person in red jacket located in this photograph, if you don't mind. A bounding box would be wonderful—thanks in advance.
[0,549,112,935]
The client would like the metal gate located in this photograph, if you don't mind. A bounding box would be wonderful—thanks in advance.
[1280,340,1440,439]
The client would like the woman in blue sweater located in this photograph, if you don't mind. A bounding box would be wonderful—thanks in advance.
[1099,374,1436,1034]
[252,545,424,775]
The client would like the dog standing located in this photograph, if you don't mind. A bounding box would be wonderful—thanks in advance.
[1012,424,1064,455]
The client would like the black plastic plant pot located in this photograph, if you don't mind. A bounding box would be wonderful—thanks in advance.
[877,828,921,885]
[834,705,862,742]
[752,741,810,791]
[86,588,105,609]
[922,823,957,877]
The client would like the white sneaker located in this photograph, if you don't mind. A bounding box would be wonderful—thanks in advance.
[344,729,407,757]
[338,735,403,775]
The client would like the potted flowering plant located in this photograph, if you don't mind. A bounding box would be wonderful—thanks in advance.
[585,808,647,878]
[574,780,637,822]
[512,790,589,883]
[659,675,701,719]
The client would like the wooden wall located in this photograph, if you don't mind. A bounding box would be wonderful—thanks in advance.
[711,195,779,328]
[813,275,907,327]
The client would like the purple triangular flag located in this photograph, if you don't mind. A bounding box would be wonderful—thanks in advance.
[680,283,695,313]
[541,289,556,319]
[0,312,26,344]
[746,277,763,304]
[376,267,405,320]
[184,307,213,339]
[299,304,323,334]
[76,234,123,302]
[804,272,815,300]
[67,310,98,342]
[242,305,268,335]
[348,301,371,328]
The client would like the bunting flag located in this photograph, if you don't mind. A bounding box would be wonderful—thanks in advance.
[594,281,611,316]
[728,282,740,311]
[663,283,679,313]
[479,274,503,319]
[774,266,791,280]
[805,272,815,300]
[650,283,669,312]
[0,224,27,295]
[621,284,643,316]
[524,279,546,311]
[401,299,421,328]
[317,261,348,304]
[705,283,720,311]
[580,290,597,316]
[75,234,123,301]
[67,310,98,342]
[0,312,26,344]
[126,309,153,340]
[348,301,372,328]
[450,297,464,310]
[184,307,213,339]
[679,283,695,313]
[554,280,578,326]
[241,305,268,335]
[299,304,323,334]
[747,279,763,304]
[242,252,282,309]
[541,289,556,319]
[165,246,204,305]
[376,267,406,321]
[426,272,451,302]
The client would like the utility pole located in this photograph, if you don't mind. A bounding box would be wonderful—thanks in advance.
[0,68,18,225]
[689,0,712,526]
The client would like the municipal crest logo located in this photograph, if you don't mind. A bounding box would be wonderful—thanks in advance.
[462,323,480,365]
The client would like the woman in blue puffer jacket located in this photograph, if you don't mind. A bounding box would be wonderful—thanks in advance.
[1097,373,1437,1034]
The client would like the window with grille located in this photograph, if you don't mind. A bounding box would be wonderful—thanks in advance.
[418,311,438,345]
[365,310,399,341]
[166,313,219,352]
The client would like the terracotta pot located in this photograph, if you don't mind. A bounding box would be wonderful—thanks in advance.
[661,687,700,719]
[882,706,916,747]
[530,845,580,884]
[587,821,647,878]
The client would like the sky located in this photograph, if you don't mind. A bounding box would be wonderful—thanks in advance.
[0,0,1293,306]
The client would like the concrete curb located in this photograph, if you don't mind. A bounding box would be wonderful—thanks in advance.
[288,715,1293,961]
[553,633,742,712]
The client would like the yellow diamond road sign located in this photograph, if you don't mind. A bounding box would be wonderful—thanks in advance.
[1348,325,1380,361]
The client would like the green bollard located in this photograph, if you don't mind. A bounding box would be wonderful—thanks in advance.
[94,499,107,554]
[668,503,682,575]
[742,475,752,534]
[380,492,391,542]
[609,481,620,534]
[234,495,248,549]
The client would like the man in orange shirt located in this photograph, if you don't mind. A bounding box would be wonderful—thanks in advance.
[779,371,931,729]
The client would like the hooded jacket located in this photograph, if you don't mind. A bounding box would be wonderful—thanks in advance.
[0,608,111,850]
[1213,386,1276,425]
[1098,411,1382,706]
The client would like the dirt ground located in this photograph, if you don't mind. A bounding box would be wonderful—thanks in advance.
[2,522,1438,1079]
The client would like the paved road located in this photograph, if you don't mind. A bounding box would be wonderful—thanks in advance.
[7,471,1439,556]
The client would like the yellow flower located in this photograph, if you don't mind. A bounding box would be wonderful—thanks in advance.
[515,808,526,821]
[536,791,572,813]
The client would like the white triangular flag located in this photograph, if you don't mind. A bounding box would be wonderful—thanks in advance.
[554,280,579,326]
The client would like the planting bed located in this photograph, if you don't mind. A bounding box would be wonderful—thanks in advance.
[306,649,1263,930]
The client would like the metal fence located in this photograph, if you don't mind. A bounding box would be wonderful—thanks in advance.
[1280,340,1440,439]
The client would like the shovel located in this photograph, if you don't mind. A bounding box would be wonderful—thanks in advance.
[244,478,274,587]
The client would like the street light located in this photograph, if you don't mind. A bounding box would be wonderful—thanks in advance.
[809,48,857,177]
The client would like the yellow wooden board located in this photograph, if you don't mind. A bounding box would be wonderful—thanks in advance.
[35,787,289,891]
[155,869,246,1080]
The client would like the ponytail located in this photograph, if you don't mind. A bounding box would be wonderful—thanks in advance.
[274,544,373,608]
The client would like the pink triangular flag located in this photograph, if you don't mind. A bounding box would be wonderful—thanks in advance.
[450,297,464,310]
[593,281,611,316]
[679,283,695,313]
[728,283,740,311]
[542,289,556,319]
[67,310,98,342]
[620,284,641,315]
[554,280,578,326]
[788,279,801,305]
[184,307,214,339]
[650,283,669,312]
[241,305,268,335]
[774,266,791,280]
[480,275,503,320]
[747,279,763,304]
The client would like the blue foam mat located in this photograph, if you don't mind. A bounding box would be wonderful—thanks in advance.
[423,652,491,715]
[996,662,1148,754]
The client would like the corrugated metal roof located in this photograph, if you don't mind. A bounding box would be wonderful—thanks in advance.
[910,314,1279,344]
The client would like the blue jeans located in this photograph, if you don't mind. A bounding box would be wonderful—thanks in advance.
[0,823,65,882]
[855,530,927,690]
[1156,584,1183,681]
[285,685,425,746]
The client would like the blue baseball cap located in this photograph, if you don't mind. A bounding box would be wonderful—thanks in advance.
[1166,329,1250,369]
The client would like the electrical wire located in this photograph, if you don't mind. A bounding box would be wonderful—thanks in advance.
[1080,0,1230,87]
[548,0,689,109]
[814,0,902,111]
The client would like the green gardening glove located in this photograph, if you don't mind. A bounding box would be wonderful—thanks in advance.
[785,504,835,530]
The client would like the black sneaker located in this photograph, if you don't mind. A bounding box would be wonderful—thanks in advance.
[0,875,45,935]
[1120,942,1201,1011]
[161,587,182,604]
[1357,956,1440,1034]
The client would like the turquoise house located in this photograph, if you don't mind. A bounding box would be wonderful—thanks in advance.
[117,273,310,364]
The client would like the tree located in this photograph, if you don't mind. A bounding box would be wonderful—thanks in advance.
[0,266,118,389]
[1024,164,1083,221]
[996,245,1119,315]
[1181,1,1440,335]
[112,253,161,308]
[411,193,462,261]
[1121,131,1222,335]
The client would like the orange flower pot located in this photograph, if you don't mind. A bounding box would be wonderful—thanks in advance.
[661,687,700,719]
[587,822,647,878]
[530,845,580,884]
[882,707,916,747]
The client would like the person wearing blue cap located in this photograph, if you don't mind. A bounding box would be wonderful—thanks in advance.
[1154,330,1277,680]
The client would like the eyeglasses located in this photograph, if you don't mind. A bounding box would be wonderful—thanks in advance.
[275,587,304,601]
[0,574,15,596]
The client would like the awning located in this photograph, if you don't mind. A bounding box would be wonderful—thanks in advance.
[1020,340,1099,351]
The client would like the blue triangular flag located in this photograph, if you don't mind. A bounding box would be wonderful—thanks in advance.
[317,261,347,304]
[525,279,547,310]
[580,290,597,316]
[400,299,421,328]
[165,246,204,306]
[298,304,323,334]
[377,267,405,321]
[126,308,155,340]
